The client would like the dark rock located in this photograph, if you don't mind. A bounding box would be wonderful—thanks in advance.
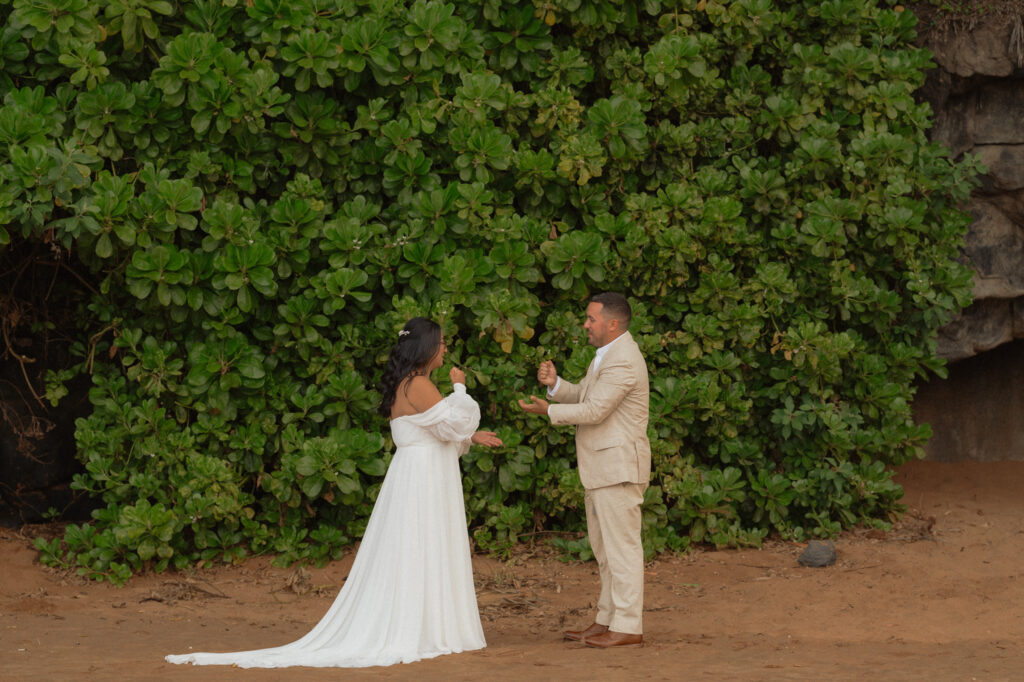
[929,88,974,158]
[963,200,1024,299]
[974,82,1024,145]
[976,144,1024,192]
[920,15,1024,363]
[797,540,837,568]
[928,14,1017,78]
[986,188,1024,227]
[937,298,1016,361]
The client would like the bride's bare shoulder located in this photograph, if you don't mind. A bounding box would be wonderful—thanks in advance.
[405,375,442,408]
[392,375,443,418]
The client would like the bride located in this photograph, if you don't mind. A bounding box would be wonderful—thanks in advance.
[166,317,502,668]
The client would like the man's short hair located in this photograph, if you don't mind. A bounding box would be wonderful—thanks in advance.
[590,292,632,327]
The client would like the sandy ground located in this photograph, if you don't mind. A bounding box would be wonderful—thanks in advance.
[2,460,1023,682]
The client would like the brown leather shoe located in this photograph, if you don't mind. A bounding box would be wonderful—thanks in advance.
[584,630,643,648]
[563,622,609,642]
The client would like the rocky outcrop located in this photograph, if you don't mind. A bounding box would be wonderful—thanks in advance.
[915,6,1024,460]
[936,202,1024,359]
[927,12,1022,78]
[920,9,1024,361]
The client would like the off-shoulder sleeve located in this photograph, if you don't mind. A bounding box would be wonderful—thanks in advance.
[419,384,481,454]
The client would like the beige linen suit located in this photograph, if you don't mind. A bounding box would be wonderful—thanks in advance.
[548,331,651,634]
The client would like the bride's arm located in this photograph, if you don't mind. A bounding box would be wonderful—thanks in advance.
[421,383,481,454]
[413,368,494,454]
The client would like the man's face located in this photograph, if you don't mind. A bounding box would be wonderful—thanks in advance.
[584,302,613,347]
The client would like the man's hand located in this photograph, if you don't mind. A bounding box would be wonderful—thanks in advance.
[537,360,557,388]
[518,395,550,416]
[471,431,503,447]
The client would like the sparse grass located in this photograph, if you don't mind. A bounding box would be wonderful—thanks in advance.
[913,0,1024,41]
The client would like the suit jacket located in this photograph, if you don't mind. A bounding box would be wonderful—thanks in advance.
[548,331,651,490]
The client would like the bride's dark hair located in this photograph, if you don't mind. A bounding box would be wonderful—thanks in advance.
[378,317,443,418]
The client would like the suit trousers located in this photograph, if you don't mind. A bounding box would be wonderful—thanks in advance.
[585,481,646,634]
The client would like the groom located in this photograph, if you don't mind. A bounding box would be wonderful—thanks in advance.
[519,292,651,648]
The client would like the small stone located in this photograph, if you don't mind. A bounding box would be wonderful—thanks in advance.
[798,540,837,568]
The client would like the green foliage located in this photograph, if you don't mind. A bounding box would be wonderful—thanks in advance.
[1,0,979,582]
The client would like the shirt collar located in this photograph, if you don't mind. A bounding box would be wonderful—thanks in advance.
[594,332,625,361]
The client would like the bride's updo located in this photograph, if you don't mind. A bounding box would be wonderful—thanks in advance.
[378,317,443,418]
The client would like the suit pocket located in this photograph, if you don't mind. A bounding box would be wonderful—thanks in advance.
[585,440,633,487]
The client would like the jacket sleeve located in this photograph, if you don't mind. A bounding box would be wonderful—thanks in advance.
[548,360,635,426]
[421,384,481,455]
[550,375,584,404]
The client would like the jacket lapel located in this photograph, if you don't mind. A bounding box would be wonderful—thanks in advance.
[580,358,594,401]
[580,332,631,401]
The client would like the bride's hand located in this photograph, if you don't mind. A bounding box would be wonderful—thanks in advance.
[449,366,466,385]
[471,430,503,447]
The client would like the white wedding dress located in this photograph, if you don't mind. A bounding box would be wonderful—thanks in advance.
[166,385,486,668]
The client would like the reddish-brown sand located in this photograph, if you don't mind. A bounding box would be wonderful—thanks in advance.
[3,460,1023,681]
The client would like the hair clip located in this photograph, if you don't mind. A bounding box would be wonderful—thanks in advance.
[398,330,410,337]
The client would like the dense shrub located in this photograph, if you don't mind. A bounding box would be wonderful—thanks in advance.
[0,0,978,582]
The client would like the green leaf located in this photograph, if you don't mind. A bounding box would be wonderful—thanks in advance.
[295,456,317,477]
[95,233,113,258]
[357,458,386,477]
